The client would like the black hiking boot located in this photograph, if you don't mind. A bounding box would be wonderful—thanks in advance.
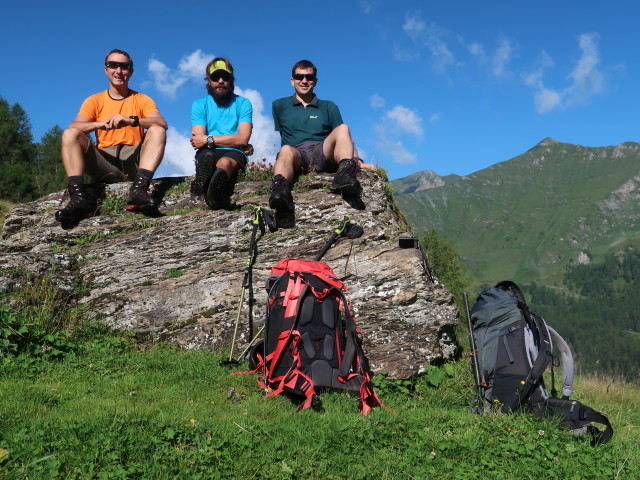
[55,182,93,222]
[205,168,233,210]
[191,154,215,196]
[269,174,294,213]
[330,158,361,196]
[126,174,159,212]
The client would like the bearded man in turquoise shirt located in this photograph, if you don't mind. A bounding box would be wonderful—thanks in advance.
[190,57,253,209]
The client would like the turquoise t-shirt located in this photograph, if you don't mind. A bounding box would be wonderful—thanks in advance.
[191,94,253,140]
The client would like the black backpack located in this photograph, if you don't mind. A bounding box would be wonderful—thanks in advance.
[247,258,383,414]
[467,281,613,444]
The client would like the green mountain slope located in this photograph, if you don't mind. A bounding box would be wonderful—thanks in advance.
[393,138,640,286]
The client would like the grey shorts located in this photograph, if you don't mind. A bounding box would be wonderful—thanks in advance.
[292,141,337,173]
[84,141,144,183]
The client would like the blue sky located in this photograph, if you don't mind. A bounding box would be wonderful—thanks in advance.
[2,1,639,180]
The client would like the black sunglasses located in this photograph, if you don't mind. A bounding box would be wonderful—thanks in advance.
[209,71,232,82]
[292,73,316,81]
[105,61,132,70]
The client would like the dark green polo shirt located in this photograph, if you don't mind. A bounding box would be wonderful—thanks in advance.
[272,95,343,146]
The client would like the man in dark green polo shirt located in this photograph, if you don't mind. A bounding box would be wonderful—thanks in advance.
[269,59,363,214]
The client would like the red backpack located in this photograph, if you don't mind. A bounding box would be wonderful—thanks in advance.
[248,258,383,414]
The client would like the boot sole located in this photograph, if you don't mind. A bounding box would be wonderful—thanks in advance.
[269,195,294,212]
[55,211,94,223]
[329,182,362,196]
[205,169,232,210]
[191,158,216,196]
[125,205,158,213]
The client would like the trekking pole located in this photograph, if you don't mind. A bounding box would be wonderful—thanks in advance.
[228,207,266,363]
[464,291,485,411]
[236,324,264,361]
[314,216,364,261]
[398,237,435,282]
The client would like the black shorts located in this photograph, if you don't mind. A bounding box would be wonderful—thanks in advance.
[195,147,247,171]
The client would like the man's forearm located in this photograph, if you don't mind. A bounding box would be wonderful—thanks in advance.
[139,115,168,130]
[68,121,102,134]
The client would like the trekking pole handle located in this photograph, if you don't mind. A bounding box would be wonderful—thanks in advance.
[334,215,351,235]
[314,216,352,261]
[253,206,266,236]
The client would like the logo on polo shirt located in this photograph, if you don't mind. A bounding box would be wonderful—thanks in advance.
[310,115,318,119]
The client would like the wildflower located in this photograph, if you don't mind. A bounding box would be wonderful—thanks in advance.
[430,451,436,459]
[538,430,545,436]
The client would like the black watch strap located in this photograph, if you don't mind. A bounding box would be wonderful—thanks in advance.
[129,116,139,127]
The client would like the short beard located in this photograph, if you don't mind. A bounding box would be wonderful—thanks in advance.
[207,82,234,105]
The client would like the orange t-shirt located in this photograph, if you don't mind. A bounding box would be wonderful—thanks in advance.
[78,90,159,149]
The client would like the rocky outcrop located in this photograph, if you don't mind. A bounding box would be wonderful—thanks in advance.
[0,170,458,379]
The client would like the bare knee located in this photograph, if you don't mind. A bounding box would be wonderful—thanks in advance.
[332,123,351,139]
[61,127,88,149]
[276,145,297,163]
[145,125,167,145]
[216,156,240,175]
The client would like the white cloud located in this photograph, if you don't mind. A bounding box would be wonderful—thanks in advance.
[371,104,424,166]
[468,42,487,61]
[148,59,188,99]
[429,113,440,125]
[566,33,604,106]
[370,93,385,109]
[534,88,563,114]
[401,11,456,74]
[384,105,424,139]
[492,36,514,78]
[372,127,418,165]
[177,49,211,79]
[358,0,381,14]
[525,33,605,114]
[147,49,214,99]
[393,47,421,62]
[402,12,426,41]
[234,86,280,164]
[157,126,195,177]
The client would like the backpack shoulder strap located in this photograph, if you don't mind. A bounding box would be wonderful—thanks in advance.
[547,325,574,398]
[513,304,552,406]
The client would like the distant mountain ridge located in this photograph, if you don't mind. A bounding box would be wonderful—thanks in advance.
[393,138,640,286]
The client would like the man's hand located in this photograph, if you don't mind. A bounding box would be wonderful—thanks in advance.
[190,132,207,150]
[102,114,134,130]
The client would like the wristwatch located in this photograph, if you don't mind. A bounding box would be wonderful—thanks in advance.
[129,116,139,127]
[206,135,215,149]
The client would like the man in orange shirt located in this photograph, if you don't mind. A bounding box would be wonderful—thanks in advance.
[56,49,167,223]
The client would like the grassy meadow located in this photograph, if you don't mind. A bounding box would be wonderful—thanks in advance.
[0,323,637,480]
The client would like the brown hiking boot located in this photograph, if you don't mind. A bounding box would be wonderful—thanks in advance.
[55,182,93,222]
[126,175,159,212]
